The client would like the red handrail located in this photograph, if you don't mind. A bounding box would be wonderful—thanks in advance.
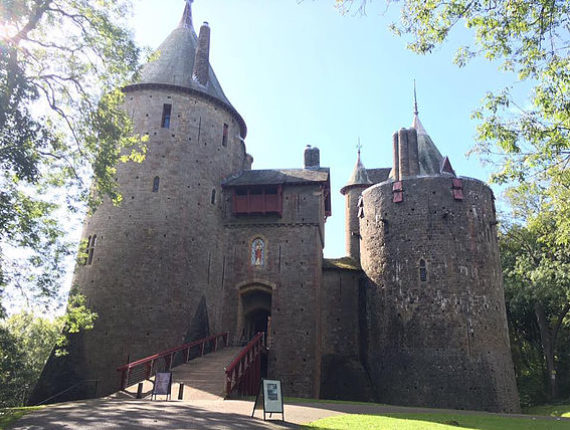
[117,332,229,390]
[224,332,265,397]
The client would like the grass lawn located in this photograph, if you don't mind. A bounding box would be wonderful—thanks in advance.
[525,404,570,418]
[0,407,42,430]
[305,413,570,429]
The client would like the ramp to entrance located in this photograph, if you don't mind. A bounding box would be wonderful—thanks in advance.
[171,346,242,400]
[119,346,242,401]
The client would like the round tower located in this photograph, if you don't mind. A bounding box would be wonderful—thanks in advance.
[359,112,520,412]
[341,148,372,262]
[31,1,248,401]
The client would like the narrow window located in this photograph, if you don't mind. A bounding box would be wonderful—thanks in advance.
[153,176,160,192]
[419,259,427,282]
[211,188,216,204]
[222,123,228,147]
[161,104,172,128]
[83,236,92,265]
[87,235,97,265]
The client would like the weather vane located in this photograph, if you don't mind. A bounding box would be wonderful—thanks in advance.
[357,137,362,155]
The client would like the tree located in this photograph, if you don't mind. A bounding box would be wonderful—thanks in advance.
[335,0,570,242]
[0,312,62,406]
[0,0,145,314]
[499,186,570,401]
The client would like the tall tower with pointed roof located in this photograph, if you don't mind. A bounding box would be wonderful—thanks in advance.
[341,148,372,262]
[358,106,520,412]
[31,0,251,402]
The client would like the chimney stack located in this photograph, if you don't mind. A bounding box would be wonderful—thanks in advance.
[394,127,420,180]
[304,145,320,169]
[193,22,210,86]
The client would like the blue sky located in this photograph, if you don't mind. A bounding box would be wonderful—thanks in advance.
[132,0,521,257]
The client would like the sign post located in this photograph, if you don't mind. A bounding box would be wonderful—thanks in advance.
[251,379,284,421]
[152,372,172,401]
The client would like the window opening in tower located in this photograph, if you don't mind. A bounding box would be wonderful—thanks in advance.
[161,104,172,128]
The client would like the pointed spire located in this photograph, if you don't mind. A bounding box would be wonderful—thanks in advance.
[341,142,372,194]
[413,79,418,116]
[412,81,427,136]
[178,0,194,29]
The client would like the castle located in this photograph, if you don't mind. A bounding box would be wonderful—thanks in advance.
[31,1,520,412]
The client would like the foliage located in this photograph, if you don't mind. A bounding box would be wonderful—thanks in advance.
[53,293,97,356]
[0,312,61,407]
[499,185,570,403]
[304,413,569,429]
[335,0,570,244]
[0,407,42,429]
[0,0,145,314]
[0,301,94,407]
[0,324,33,407]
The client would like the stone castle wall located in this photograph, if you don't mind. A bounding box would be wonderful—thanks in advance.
[31,87,246,401]
[221,184,326,398]
[359,176,520,412]
[319,267,373,401]
[343,186,366,261]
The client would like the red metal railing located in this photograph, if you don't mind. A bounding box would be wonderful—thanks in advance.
[225,332,265,397]
[117,332,229,390]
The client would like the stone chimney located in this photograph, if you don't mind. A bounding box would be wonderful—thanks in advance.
[393,127,419,180]
[193,22,210,86]
[304,145,320,169]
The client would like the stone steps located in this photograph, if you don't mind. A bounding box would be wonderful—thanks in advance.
[117,346,243,401]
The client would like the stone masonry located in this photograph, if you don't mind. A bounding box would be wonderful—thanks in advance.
[31,1,521,413]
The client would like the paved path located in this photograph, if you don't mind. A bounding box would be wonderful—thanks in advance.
[10,398,570,429]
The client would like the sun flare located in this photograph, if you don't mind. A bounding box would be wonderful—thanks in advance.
[0,21,17,40]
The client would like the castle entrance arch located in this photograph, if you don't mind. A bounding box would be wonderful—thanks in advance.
[237,284,272,347]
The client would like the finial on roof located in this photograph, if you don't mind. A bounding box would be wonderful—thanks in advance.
[413,79,418,116]
[179,0,194,29]
[341,140,372,193]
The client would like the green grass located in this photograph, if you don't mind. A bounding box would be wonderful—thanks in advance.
[305,413,570,430]
[525,403,570,418]
[0,407,42,429]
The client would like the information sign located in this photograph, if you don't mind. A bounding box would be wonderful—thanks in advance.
[251,379,284,421]
[152,372,172,400]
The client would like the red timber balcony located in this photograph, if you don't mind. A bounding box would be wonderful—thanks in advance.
[232,186,282,216]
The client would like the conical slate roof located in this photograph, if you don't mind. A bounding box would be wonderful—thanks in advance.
[137,0,232,107]
[341,150,372,194]
[412,113,444,176]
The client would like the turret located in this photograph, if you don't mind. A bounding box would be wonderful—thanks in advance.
[30,0,248,403]
[358,95,520,412]
[341,148,372,262]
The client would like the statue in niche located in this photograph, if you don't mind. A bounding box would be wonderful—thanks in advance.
[251,238,265,266]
